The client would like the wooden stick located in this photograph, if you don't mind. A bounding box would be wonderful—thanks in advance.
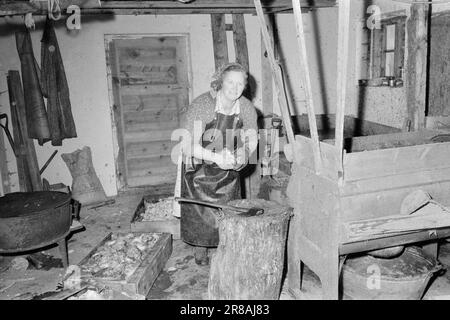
[39,150,58,175]
[334,0,351,178]
[254,0,297,162]
[292,0,322,173]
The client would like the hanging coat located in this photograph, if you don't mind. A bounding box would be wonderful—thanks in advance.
[41,18,77,146]
[15,29,51,145]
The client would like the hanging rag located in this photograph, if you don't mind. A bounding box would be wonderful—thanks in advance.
[41,18,77,146]
[15,28,51,145]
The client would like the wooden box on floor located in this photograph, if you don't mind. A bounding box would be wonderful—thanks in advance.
[131,195,180,240]
[78,232,172,298]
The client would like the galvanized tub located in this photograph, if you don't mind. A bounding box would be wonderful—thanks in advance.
[0,191,72,252]
[342,246,443,300]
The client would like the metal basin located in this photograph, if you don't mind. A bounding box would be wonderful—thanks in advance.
[0,191,72,253]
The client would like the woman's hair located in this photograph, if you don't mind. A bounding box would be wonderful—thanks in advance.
[210,62,248,92]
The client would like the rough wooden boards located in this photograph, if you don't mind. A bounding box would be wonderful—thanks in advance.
[107,36,188,188]
[79,232,172,298]
[261,14,275,115]
[338,129,440,153]
[0,0,337,16]
[106,40,127,190]
[232,14,249,71]
[286,164,340,299]
[7,70,42,192]
[291,135,339,181]
[211,14,229,70]
[0,128,9,195]
[340,228,450,256]
[405,1,429,131]
[342,202,450,243]
[428,13,450,117]
[343,133,450,182]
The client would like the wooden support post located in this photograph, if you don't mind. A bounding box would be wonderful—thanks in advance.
[0,129,10,195]
[232,14,249,71]
[405,1,429,131]
[334,0,351,177]
[7,70,42,192]
[231,13,259,199]
[254,0,297,163]
[261,15,275,116]
[211,14,229,70]
[292,0,322,173]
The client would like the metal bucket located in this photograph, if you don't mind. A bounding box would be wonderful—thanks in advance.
[0,191,72,252]
[342,246,443,300]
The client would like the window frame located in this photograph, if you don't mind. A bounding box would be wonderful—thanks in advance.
[359,13,407,84]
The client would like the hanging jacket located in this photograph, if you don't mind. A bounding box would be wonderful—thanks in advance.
[41,18,77,146]
[15,28,51,145]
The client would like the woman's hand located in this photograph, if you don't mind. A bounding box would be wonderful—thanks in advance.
[213,149,236,170]
[233,148,248,171]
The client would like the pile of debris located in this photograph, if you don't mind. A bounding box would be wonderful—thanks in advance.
[81,233,159,279]
[141,197,174,221]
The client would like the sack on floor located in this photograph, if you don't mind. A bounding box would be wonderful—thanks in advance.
[62,146,107,205]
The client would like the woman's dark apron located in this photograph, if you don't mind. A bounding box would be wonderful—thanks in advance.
[181,112,243,247]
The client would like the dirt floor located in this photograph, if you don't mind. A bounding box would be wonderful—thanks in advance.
[2,186,450,300]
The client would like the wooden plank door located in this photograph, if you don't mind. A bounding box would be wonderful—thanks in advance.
[108,35,190,188]
[428,14,450,117]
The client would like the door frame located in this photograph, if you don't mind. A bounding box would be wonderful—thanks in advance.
[104,33,193,192]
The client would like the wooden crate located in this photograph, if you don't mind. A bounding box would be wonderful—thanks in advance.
[287,130,450,299]
[131,195,180,240]
[78,232,172,298]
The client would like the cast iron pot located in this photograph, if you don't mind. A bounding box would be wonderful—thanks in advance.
[0,191,72,253]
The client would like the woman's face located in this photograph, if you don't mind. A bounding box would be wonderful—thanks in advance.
[220,70,246,102]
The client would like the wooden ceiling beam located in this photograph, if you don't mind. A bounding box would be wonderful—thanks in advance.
[0,0,336,16]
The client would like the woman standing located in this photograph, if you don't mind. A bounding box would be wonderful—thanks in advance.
[180,63,258,265]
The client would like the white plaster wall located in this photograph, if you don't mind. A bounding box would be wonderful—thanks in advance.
[274,8,339,116]
[345,0,409,129]
[0,14,217,196]
[346,0,450,129]
[0,10,340,196]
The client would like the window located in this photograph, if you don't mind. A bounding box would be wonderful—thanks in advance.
[360,15,406,85]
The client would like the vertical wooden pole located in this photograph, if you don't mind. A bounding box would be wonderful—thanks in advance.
[261,14,275,116]
[232,14,249,71]
[231,13,259,198]
[211,14,229,70]
[254,0,296,162]
[0,129,10,195]
[405,1,429,131]
[292,0,322,173]
[334,0,351,178]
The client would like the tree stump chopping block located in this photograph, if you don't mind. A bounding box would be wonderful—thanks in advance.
[208,199,293,300]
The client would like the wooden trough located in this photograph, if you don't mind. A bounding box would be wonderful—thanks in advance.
[130,195,180,239]
[286,129,450,299]
[252,0,450,300]
[78,232,172,298]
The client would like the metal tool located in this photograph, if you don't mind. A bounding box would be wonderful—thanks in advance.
[175,197,264,217]
[0,113,18,157]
